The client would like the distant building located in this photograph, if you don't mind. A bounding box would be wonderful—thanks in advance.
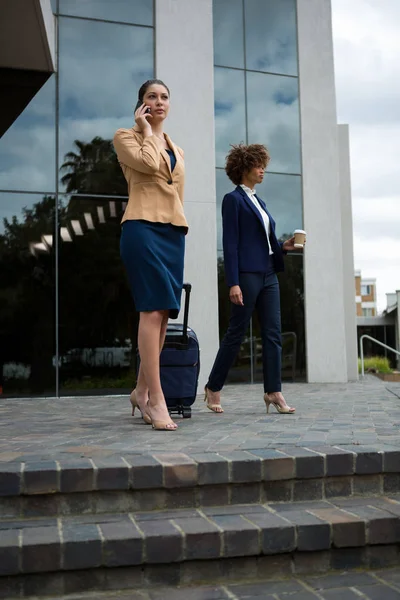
[355,271,377,317]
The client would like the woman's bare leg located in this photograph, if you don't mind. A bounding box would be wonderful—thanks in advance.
[137,310,176,429]
[134,311,169,411]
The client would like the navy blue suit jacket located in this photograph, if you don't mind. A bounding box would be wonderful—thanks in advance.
[222,185,285,287]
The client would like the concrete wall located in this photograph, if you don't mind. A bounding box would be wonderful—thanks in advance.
[297,0,348,382]
[338,124,358,380]
[155,0,219,388]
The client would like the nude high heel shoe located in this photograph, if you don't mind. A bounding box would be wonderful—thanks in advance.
[130,390,152,424]
[204,386,224,413]
[264,393,295,414]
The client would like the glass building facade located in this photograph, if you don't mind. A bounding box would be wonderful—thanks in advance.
[213,0,305,384]
[0,1,154,396]
[0,0,305,397]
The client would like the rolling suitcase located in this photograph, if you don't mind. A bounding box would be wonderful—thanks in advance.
[161,283,200,418]
[137,284,200,418]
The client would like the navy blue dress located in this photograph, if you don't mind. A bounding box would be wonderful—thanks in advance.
[120,149,185,319]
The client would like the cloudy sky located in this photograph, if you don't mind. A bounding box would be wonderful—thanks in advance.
[331,0,400,313]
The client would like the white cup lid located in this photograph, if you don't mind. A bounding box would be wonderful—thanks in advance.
[293,229,306,235]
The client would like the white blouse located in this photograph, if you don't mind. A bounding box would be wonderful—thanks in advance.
[240,184,273,255]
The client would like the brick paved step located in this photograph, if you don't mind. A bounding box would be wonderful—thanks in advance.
[1,495,400,589]
[0,446,399,519]
[4,568,400,600]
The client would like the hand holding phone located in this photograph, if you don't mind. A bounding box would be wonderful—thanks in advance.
[134,103,153,133]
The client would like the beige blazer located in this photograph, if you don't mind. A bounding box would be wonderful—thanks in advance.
[113,126,188,231]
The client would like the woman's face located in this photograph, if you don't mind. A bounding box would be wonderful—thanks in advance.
[246,164,266,186]
[142,84,170,121]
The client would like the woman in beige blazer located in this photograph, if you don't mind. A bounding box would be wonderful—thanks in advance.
[113,79,188,431]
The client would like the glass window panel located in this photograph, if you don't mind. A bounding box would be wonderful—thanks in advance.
[59,0,153,26]
[0,76,56,193]
[214,67,246,169]
[244,0,298,76]
[246,72,301,174]
[213,0,244,68]
[215,168,233,254]
[0,192,56,396]
[58,193,137,394]
[51,0,58,13]
[257,172,302,240]
[58,17,153,191]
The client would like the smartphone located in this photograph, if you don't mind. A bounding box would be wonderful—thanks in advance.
[145,106,151,114]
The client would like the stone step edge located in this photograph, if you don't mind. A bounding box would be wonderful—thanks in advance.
[1,445,399,497]
[1,495,400,577]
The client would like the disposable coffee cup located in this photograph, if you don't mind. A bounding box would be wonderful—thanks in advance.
[293,229,306,248]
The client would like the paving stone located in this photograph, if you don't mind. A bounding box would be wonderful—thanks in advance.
[356,584,400,599]
[217,451,262,483]
[59,460,95,493]
[93,457,129,491]
[0,529,20,575]
[244,511,296,554]
[293,478,324,501]
[354,448,383,474]
[324,476,352,498]
[197,485,229,507]
[305,571,377,589]
[309,507,365,547]
[384,474,400,493]
[126,455,163,490]
[248,449,295,481]
[190,453,230,486]
[210,514,260,557]
[62,523,102,570]
[100,520,143,567]
[153,453,198,488]
[319,589,363,599]
[264,480,293,502]
[23,461,59,495]
[173,516,221,560]
[138,519,182,563]
[383,448,400,472]
[353,474,382,495]
[314,446,355,477]
[280,447,325,479]
[22,525,61,573]
[0,463,22,496]
[282,510,331,551]
[230,482,262,505]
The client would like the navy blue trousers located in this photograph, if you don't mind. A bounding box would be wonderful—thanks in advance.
[207,272,282,393]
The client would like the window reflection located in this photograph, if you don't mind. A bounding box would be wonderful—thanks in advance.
[0,77,56,193]
[59,0,153,26]
[58,17,153,190]
[58,194,136,394]
[0,192,56,396]
[214,67,246,169]
[213,0,244,69]
[246,72,301,174]
[244,0,298,76]
[257,173,302,240]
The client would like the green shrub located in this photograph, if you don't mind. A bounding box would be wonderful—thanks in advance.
[358,356,392,374]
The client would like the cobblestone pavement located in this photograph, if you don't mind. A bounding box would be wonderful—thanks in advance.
[32,568,400,599]
[0,376,399,462]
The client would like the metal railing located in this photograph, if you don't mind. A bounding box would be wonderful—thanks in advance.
[359,334,400,376]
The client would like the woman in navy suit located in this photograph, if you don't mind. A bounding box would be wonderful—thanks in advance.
[205,144,302,414]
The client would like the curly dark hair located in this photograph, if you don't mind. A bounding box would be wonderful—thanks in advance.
[225,143,271,185]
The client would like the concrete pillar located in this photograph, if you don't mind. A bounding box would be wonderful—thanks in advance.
[338,124,358,380]
[155,0,219,387]
[297,0,348,382]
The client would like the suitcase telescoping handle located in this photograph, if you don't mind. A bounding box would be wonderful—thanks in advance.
[182,283,192,344]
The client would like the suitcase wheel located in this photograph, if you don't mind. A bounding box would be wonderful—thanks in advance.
[182,408,192,419]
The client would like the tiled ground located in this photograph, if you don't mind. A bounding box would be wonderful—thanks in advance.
[31,568,400,599]
[0,376,399,462]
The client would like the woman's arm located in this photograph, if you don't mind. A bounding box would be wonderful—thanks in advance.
[113,129,162,174]
[222,193,240,288]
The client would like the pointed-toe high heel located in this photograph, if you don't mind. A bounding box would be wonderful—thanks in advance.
[130,390,152,424]
[204,386,224,413]
[264,393,295,415]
